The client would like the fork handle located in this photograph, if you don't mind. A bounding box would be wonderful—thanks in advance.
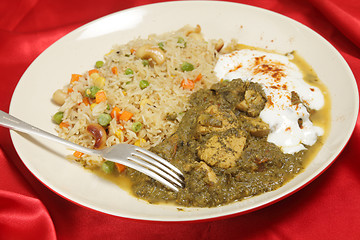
[0,110,98,156]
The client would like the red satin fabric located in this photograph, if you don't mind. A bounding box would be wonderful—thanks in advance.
[0,147,56,240]
[0,190,56,240]
[0,0,359,239]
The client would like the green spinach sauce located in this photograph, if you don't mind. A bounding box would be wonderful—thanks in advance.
[125,79,308,207]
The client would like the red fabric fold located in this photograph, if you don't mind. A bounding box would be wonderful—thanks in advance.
[309,0,360,48]
[0,0,39,31]
[0,190,56,240]
[0,147,56,240]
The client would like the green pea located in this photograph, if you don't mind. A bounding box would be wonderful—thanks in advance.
[125,68,134,75]
[98,113,112,127]
[85,86,100,98]
[95,60,104,68]
[139,80,149,89]
[181,62,194,72]
[177,37,186,48]
[101,161,115,174]
[132,122,142,132]
[158,42,165,51]
[142,59,150,66]
[53,111,64,125]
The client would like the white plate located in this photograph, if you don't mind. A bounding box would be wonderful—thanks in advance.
[10,1,359,221]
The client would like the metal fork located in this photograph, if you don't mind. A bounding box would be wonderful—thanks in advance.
[0,110,184,191]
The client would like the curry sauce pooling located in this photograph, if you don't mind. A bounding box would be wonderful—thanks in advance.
[125,78,323,207]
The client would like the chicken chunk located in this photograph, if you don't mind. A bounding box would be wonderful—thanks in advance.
[196,105,238,136]
[238,115,270,137]
[197,161,218,184]
[236,89,266,117]
[197,131,246,169]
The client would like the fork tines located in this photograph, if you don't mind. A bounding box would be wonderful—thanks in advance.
[128,147,185,192]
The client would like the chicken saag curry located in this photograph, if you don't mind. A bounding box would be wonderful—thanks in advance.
[124,78,312,207]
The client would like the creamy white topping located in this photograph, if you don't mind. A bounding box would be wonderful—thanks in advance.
[214,49,324,154]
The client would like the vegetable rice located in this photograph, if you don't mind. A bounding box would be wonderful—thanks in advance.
[53,25,222,168]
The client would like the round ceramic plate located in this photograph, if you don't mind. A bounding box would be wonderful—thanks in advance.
[10,1,359,221]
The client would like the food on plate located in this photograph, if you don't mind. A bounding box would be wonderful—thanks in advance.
[214,49,325,154]
[52,26,330,207]
[52,25,221,167]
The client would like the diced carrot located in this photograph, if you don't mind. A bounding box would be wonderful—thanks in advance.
[194,73,202,82]
[119,110,133,121]
[67,88,74,93]
[181,79,195,90]
[59,121,70,129]
[82,97,90,106]
[111,107,121,120]
[130,48,136,54]
[115,163,126,173]
[71,74,82,83]
[73,151,84,158]
[95,90,106,104]
[88,69,99,76]
[111,66,118,75]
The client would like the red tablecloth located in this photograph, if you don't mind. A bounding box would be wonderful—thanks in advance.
[1,0,359,239]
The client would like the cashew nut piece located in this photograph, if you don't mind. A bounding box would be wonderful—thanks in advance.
[52,89,67,105]
[135,44,165,65]
[180,24,201,36]
[87,123,107,149]
[214,39,224,52]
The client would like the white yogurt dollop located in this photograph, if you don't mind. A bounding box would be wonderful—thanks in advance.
[214,49,324,154]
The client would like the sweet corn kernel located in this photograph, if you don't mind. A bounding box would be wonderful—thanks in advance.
[115,129,124,140]
[134,138,146,147]
[90,103,97,110]
[122,91,127,96]
[93,76,106,88]
[90,72,100,80]
[85,88,91,96]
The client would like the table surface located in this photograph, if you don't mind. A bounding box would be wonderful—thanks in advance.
[0,0,359,239]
